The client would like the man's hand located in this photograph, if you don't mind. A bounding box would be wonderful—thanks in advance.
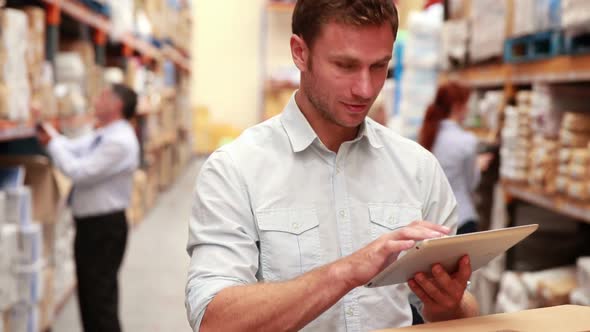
[36,124,52,146]
[408,255,476,322]
[35,122,59,147]
[335,221,452,288]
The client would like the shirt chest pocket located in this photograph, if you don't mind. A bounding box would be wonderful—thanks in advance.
[368,203,423,240]
[256,208,321,281]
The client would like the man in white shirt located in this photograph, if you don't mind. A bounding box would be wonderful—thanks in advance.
[37,84,139,332]
[186,1,479,331]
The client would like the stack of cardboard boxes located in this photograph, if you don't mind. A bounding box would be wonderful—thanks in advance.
[0,156,72,332]
[557,112,590,201]
[570,257,590,305]
[60,40,104,103]
[0,9,31,122]
[0,169,42,332]
[511,0,561,37]
[529,135,559,193]
[562,0,590,29]
[496,266,578,313]
[140,0,191,52]
[469,0,513,62]
[500,91,533,182]
[127,170,148,227]
[24,7,59,121]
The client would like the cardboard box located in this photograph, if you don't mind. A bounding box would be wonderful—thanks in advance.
[560,129,590,148]
[570,149,590,165]
[569,164,590,180]
[15,262,44,304]
[144,161,159,210]
[126,170,147,226]
[32,83,58,120]
[39,267,54,330]
[59,40,95,68]
[159,146,174,190]
[2,311,8,332]
[559,148,573,164]
[4,186,32,225]
[24,6,45,90]
[567,181,588,200]
[0,84,8,119]
[0,156,71,225]
[17,223,42,265]
[563,112,590,132]
[447,0,471,20]
[6,304,38,332]
[556,176,569,194]
[42,223,56,265]
[374,305,590,332]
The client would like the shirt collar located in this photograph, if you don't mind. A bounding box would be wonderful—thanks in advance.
[97,119,126,135]
[280,94,320,153]
[361,119,384,149]
[280,93,383,152]
[441,119,461,130]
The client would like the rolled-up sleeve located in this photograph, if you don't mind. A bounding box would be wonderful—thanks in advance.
[185,150,260,331]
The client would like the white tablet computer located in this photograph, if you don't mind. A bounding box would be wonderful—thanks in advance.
[366,224,538,288]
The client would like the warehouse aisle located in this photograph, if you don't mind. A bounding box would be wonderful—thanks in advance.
[53,158,205,332]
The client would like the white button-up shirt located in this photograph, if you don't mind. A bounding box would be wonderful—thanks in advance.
[186,95,458,332]
[47,119,139,218]
[432,120,480,226]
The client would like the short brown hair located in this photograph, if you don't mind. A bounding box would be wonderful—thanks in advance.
[111,83,138,119]
[292,0,399,48]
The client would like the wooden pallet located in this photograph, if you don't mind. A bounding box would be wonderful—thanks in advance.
[504,31,563,63]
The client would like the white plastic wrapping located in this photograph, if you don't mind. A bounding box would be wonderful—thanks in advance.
[0,9,31,121]
[8,304,38,332]
[470,0,509,61]
[4,187,32,226]
[562,0,590,29]
[17,223,42,265]
[15,262,44,304]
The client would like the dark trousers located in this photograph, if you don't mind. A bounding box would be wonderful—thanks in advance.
[74,211,128,332]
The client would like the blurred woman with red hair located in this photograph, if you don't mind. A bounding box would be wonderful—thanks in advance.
[419,82,493,234]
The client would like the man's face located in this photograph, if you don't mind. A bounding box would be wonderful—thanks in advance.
[94,88,122,127]
[300,22,394,128]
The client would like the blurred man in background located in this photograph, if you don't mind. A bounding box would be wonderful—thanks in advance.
[37,83,139,332]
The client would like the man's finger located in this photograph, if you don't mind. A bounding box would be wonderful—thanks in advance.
[407,221,451,235]
[376,240,415,259]
[454,255,472,286]
[408,279,435,307]
[386,226,445,242]
[431,264,463,301]
[414,273,455,309]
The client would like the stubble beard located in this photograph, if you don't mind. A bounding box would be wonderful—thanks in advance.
[302,65,353,129]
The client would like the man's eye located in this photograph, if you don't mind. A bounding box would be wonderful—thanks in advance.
[337,62,354,70]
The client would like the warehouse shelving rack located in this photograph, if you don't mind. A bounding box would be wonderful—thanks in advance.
[0,2,193,331]
[0,0,191,143]
[441,54,590,225]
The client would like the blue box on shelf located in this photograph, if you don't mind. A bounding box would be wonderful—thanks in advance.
[504,30,563,63]
[78,0,111,17]
[563,30,590,55]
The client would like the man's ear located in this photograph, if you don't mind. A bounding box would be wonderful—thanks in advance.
[291,34,310,72]
[112,96,125,118]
